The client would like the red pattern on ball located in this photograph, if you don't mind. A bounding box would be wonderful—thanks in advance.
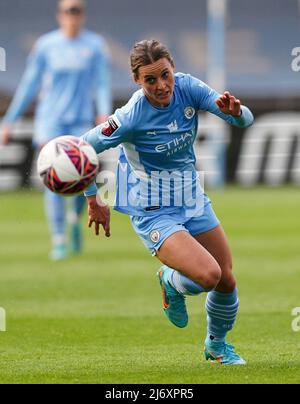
[42,138,99,195]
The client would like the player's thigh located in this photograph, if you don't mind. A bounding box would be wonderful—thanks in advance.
[193,225,236,291]
[156,231,221,289]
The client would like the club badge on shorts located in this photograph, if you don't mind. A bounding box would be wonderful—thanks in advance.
[184,107,195,120]
[150,230,161,243]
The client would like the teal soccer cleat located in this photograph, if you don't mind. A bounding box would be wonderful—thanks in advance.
[204,337,246,365]
[157,266,188,328]
[50,244,68,261]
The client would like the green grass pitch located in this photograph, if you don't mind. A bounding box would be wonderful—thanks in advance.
[0,187,299,384]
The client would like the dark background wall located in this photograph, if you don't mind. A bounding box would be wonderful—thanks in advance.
[1,0,300,101]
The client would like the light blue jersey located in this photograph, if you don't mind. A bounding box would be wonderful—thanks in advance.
[83,73,254,216]
[3,29,111,143]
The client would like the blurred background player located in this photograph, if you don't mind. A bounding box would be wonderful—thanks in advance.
[0,0,112,260]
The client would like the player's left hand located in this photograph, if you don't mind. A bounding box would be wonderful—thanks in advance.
[1,124,12,145]
[216,91,241,117]
[87,195,111,237]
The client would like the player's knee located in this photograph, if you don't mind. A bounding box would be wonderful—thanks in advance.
[218,272,237,292]
[202,273,221,291]
[196,264,222,291]
[226,276,237,292]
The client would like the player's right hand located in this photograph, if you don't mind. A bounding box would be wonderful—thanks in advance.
[1,124,12,145]
[216,91,241,117]
[87,195,111,237]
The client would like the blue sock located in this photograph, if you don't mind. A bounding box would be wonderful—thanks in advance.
[44,190,66,245]
[166,268,207,296]
[205,289,239,342]
[73,194,86,217]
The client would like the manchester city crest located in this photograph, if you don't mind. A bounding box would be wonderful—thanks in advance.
[150,230,161,243]
[184,106,195,119]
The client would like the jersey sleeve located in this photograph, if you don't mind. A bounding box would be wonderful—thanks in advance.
[82,102,135,197]
[3,39,46,124]
[82,109,133,154]
[188,75,254,128]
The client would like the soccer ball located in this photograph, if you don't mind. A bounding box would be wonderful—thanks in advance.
[37,136,99,195]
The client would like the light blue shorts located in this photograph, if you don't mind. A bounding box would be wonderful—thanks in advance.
[130,197,220,256]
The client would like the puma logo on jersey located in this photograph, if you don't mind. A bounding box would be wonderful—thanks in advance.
[167,120,178,133]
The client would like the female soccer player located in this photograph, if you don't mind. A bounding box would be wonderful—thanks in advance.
[82,40,254,365]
